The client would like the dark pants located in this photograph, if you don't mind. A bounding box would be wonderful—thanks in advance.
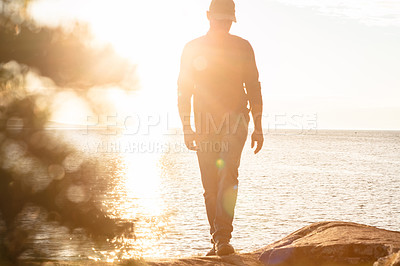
[196,113,249,243]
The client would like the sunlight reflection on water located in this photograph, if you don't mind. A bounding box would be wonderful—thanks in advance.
[15,129,400,262]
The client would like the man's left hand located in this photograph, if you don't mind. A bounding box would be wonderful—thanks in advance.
[251,129,264,154]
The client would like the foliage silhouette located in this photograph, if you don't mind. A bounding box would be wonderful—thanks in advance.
[0,0,137,90]
[0,62,133,262]
[0,0,136,262]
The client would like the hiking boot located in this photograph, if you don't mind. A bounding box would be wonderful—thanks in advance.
[216,241,235,256]
[206,244,216,256]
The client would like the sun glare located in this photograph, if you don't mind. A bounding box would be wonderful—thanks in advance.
[50,91,93,125]
[29,0,208,118]
[123,151,163,217]
[79,0,200,105]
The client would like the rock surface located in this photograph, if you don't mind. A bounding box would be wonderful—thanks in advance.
[127,253,263,266]
[10,221,400,265]
[374,251,400,266]
[258,221,400,266]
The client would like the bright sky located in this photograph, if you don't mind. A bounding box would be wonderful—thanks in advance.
[29,0,400,130]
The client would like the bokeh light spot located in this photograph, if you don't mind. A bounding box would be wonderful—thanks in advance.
[48,164,65,180]
[222,187,237,218]
[2,140,26,160]
[67,185,87,203]
[63,153,84,173]
[216,158,225,169]
[6,116,24,132]
[30,131,47,149]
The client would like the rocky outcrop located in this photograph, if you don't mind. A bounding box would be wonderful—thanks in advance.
[258,221,400,266]
[374,251,400,266]
[13,221,400,265]
[132,254,263,266]
[124,222,400,266]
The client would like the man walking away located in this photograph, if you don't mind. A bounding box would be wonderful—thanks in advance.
[178,0,264,256]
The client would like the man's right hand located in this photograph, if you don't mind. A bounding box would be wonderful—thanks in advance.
[184,129,198,151]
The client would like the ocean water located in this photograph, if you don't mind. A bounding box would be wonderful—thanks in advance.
[8,129,400,261]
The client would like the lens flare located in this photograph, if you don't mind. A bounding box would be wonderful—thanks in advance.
[216,158,225,169]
